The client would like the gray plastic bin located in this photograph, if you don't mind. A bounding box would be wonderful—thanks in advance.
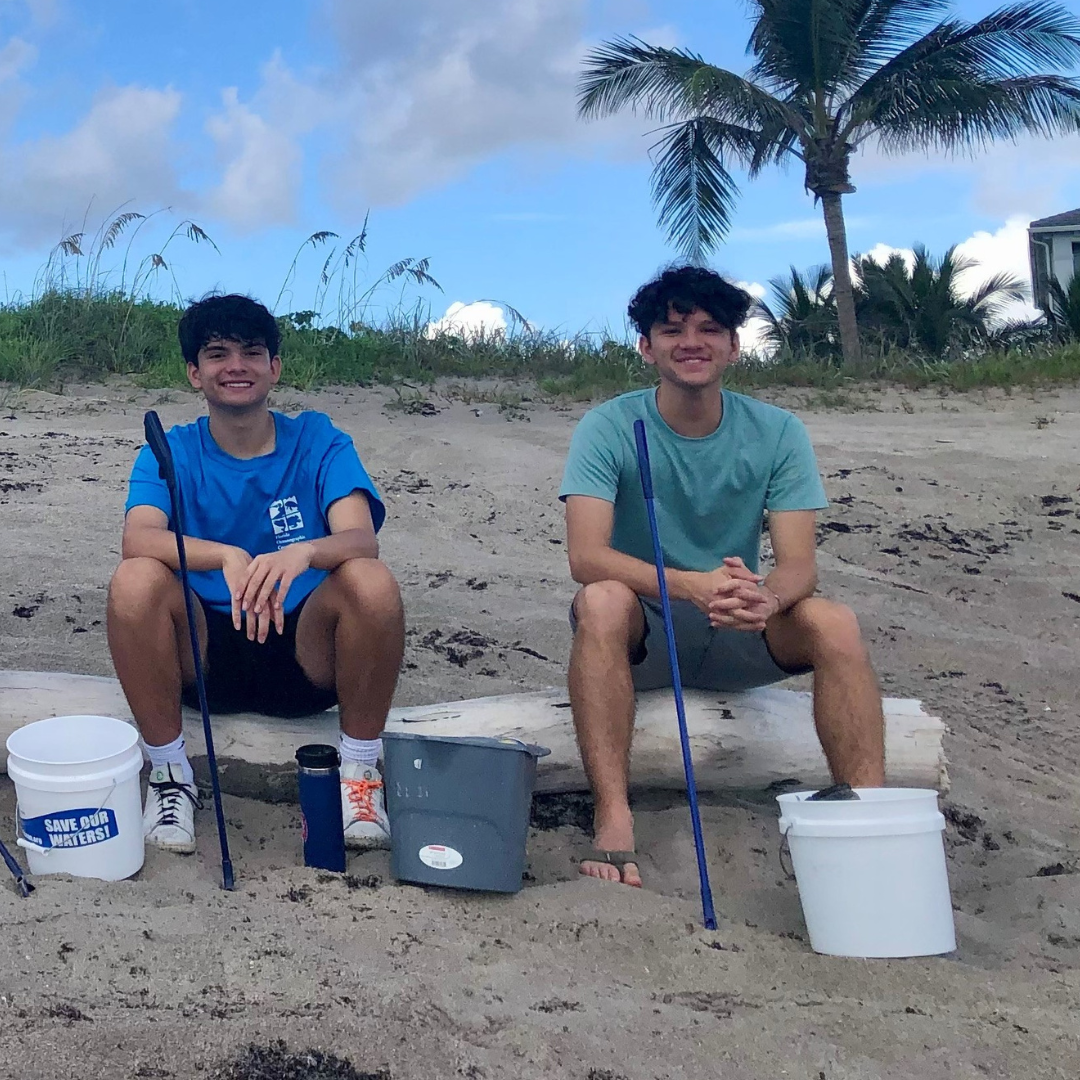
[382,731,550,893]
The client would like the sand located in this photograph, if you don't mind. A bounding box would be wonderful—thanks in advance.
[0,378,1078,1080]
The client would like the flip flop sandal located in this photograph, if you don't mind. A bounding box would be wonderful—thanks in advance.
[580,849,642,887]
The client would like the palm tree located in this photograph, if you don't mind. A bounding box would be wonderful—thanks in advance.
[1047,270,1080,339]
[578,0,1080,366]
[754,265,841,359]
[854,245,1028,356]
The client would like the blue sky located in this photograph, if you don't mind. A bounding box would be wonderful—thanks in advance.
[0,0,1077,343]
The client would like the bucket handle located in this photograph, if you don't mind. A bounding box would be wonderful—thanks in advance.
[93,778,119,816]
[778,822,796,881]
[14,803,50,857]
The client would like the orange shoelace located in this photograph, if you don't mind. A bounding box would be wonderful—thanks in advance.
[344,776,383,822]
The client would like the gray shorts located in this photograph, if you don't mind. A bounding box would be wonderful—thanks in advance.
[571,596,810,692]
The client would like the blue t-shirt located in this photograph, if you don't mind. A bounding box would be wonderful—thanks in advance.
[125,411,384,614]
[559,388,827,574]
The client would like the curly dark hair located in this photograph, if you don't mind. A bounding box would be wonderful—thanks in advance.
[178,294,280,366]
[628,266,753,338]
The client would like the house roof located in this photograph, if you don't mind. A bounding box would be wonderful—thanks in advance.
[1029,208,1080,229]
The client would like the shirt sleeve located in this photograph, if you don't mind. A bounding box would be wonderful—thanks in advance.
[766,415,829,511]
[559,408,622,504]
[125,444,172,520]
[317,427,386,533]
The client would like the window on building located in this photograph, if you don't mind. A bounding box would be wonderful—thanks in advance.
[1073,241,1080,278]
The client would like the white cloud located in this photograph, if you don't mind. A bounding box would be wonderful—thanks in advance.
[855,135,1080,223]
[0,85,184,248]
[425,300,510,340]
[6,0,60,28]
[318,0,661,209]
[0,36,35,83]
[204,86,301,232]
[734,280,770,356]
[954,217,1041,322]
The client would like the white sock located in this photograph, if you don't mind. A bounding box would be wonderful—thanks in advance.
[339,733,381,769]
[143,735,195,786]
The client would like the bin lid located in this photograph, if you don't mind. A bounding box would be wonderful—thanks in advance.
[383,731,550,758]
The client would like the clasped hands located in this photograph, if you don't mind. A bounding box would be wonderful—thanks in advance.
[221,543,315,642]
[685,556,780,633]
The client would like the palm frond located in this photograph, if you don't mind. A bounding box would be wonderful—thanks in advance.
[868,74,1080,153]
[649,118,743,262]
[844,2,1080,144]
[1047,272,1080,338]
[747,120,802,175]
[754,263,839,357]
[850,0,952,73]
[748,0,870,96]
[578,37,713,121]
[579,36,798,134]
[965,270,1028,315]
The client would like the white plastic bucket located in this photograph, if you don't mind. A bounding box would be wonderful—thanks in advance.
[777,788,956,958]
[6,715,145,881]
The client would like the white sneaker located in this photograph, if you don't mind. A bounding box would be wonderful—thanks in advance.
[143,764,201,852]
[340,762,391,850]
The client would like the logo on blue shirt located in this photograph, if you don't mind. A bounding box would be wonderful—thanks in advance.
[269,495,306,546]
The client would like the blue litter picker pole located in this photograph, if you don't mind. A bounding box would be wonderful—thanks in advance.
[143,411,235,891]
[633,419,717,930]
[0,836,34,897]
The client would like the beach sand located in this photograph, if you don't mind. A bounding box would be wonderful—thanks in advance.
[1,379,1078,1079]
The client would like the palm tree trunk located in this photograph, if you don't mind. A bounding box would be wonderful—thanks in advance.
[820,192,862,367]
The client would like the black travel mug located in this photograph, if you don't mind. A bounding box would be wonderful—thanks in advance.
[295,744,347,872]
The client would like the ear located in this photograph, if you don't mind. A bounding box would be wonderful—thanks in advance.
[638,334,656,367]
[269,355,282,385]
[186,361,202,391]
[728,330,741,366]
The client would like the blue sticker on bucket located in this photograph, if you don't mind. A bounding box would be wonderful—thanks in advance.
[19,808,119,849]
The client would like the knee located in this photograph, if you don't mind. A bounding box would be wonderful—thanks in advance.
[107,558,176,620]
[795,598,868,663]
[573,581,639,637]
[330,558,402,619]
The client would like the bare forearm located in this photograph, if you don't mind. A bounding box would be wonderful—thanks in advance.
[121,527,240,571]
[303,529,378,570]
[569,547,693,601]
[762,560,818,612]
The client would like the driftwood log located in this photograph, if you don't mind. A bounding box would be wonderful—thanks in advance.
[0,670,948,800]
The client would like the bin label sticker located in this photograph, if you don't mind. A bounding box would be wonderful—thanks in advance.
[18,808,119,850]
[418,844,463,870]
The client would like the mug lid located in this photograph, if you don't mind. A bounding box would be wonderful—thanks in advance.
[295,743,340,769]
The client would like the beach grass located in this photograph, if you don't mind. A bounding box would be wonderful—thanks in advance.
[4,291,1078,398]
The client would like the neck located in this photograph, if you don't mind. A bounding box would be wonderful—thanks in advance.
[655,380,723,437]
[207,406,276,459]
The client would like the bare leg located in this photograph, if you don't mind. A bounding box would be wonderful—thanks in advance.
[294,558,405,739]
[765,597,886,787]
[106,557,206,746]
[569,581,647,886]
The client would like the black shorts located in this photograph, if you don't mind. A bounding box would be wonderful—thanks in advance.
[181,593,337,718]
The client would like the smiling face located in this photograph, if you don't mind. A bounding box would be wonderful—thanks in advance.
[639,306,740,391]
[187,338,281,412]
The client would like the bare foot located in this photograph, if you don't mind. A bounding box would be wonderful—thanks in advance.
[579,815,642,887]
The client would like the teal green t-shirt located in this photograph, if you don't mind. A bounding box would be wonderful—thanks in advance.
[559,388,828,574]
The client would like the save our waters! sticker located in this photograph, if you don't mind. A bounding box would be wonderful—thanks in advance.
[19,807,119,849]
